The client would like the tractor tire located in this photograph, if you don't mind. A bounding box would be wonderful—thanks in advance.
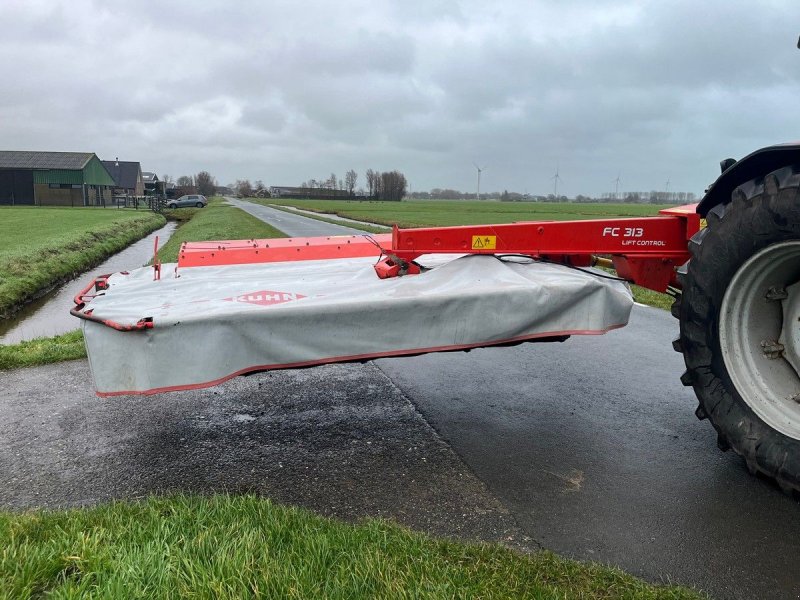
[673,165,800,492]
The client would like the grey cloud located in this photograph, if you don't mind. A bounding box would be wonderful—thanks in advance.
[1,0,799,195]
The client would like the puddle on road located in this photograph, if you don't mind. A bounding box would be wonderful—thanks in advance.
[0,222,176,345]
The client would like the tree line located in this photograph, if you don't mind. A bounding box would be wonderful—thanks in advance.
[299,169,408,201]
[171,171,217,197]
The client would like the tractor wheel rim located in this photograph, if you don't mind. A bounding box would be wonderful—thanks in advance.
[720,240,800,439]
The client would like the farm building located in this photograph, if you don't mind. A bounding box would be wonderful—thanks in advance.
[0,151,116,206]
[101,159,144,197]
[142,172,160,196]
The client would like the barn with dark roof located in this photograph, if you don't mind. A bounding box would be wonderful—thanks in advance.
[0,151,117,207]
[101,159,144,197]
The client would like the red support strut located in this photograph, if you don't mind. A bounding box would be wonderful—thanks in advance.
[375,204,701,293]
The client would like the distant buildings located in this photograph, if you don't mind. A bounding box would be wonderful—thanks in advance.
[0,151,163,207]
[141,172,159,195]
[0,151,118,206]
[101,159,144,197]
[268,186,353,200]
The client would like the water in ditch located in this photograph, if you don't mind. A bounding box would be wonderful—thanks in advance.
[0,222,176,345]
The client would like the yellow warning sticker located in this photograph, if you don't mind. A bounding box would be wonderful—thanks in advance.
[700,218,707,229]
[472,235,497,250]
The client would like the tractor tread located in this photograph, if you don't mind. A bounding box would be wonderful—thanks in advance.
[673,164,800,494]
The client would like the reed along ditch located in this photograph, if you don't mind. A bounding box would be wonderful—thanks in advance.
[0,222,176,344]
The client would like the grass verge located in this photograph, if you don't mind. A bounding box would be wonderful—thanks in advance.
[0,207,165,318]
[0,494,704,599]
[0,330,85,370]
[157,198,285,263]
[630,285,674,311]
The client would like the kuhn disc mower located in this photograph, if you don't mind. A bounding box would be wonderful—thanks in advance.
[72,145,800,492]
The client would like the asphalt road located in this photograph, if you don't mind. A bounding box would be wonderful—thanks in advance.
[3,201,799,599]
[0,361,523,546]
[376,307,800,600]
[227,197,368,237]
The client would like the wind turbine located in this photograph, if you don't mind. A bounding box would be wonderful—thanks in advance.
[473,163,486,201]
[613,172,622,200]
[551,165,563,198]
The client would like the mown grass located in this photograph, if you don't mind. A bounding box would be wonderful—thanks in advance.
[0,207,165,318]
[157,198,285,263]
[267,199,673,228]
[0,494,704,599]
[0,329,85,370]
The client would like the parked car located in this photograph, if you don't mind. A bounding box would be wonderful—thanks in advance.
[167,194,207,208]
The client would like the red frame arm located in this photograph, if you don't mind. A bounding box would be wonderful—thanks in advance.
[379,205,701,293]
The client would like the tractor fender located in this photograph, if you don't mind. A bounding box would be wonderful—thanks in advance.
[697,142,800,216]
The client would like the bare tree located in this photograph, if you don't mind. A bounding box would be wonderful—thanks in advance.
[378,170,407,201]
[366,169,377,199]
[235,179,253,198]
[177,175,194,187]
[196,171,216,196]
[345,169,357,196]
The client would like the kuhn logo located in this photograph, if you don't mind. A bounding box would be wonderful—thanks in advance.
[225,290,306,306]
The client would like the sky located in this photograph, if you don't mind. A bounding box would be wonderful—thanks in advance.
[1,0,798,197]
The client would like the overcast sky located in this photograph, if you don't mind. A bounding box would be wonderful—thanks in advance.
[2,0,798,196]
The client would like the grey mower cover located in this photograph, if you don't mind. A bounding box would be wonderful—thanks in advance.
[80,254,634,396]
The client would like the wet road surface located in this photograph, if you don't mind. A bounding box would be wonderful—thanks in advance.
[226,198,368,237]
[232,203,800,599]
[376,304,800,600]
[0,361,523,547]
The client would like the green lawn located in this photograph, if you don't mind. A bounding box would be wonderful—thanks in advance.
[0,494,704,599]
[262,199,673,228]
[0,207,165,318]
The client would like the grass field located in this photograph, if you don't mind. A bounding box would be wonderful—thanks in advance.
[264,199,673,228]
[0,199,287,370]
[0,207,165,318]
[0,494,704,599]
[262,199,676,310]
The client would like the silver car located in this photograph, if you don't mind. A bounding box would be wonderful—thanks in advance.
[168,194,207,208]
